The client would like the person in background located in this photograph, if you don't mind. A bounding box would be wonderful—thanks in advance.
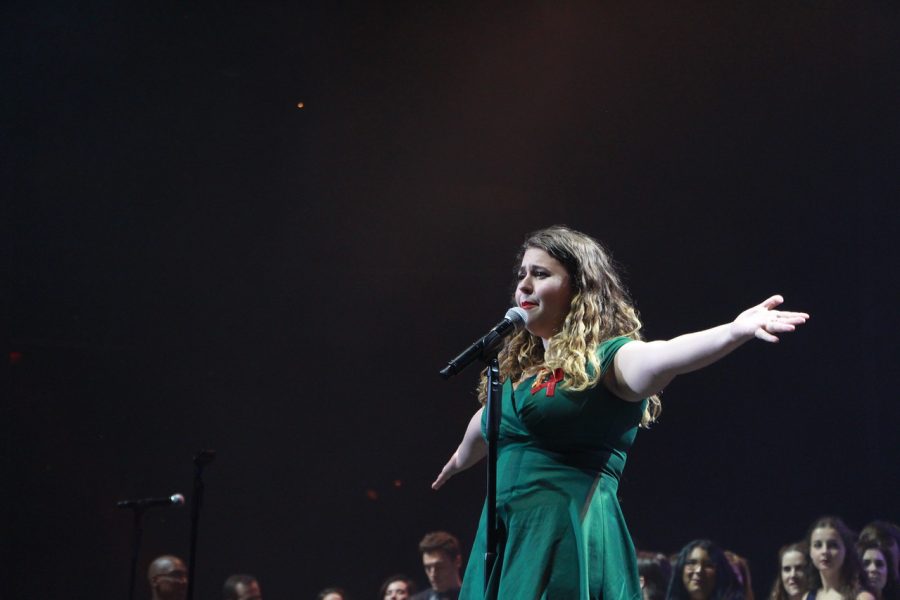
[223,574,262,600]
[379,574,417,600]
[860,522,900,583]
[857,540,899,600]
[639,551,673,600]
[727,550,755,600]
[410,531,462,600]
[317,587,349,600]
[806,516,874,600]
[769,542,810,600]
[147,555,188,600]
[666,539,744,600]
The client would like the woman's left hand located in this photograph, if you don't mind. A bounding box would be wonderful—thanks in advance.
[731,294,810,343]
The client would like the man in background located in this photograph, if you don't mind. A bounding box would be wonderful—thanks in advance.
[147,555,188,600]
[223,574,263,600]
[411,531,462,600]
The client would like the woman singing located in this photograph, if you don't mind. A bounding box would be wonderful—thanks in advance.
[432,226,809,599]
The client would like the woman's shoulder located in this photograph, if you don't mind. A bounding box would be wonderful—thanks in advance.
[595,335,635,369]
[596,335,634,354]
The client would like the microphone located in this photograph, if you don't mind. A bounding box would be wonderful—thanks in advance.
[116,493,186,510]
[440,307,528,379]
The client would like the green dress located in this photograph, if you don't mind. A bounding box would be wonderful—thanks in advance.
[459,337,646,600]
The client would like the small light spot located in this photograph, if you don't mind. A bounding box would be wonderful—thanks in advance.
[9,351,23,365]
[365,489,379,501]
[296,102,305,109]
[393,479,403,488]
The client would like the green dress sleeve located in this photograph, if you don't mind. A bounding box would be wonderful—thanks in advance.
[597,335,633,376]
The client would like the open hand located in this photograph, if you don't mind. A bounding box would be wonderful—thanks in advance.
[732,295,809,343]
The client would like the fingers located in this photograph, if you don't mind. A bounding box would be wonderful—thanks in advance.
[778,315,808,324]
[431,471,448,490]
[755,327,780,343]
[760,294,784,310]
[756,313,807,343]
[431,460,456,490]
[768,310,810,326]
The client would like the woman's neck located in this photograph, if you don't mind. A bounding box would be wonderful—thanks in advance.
[818,570,843,593]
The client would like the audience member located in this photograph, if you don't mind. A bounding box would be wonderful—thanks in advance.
[410,531,462,600]
[639,551,673,600]
[769,542,810,600]
[224,574,262,600]
[147,555,188,600]
[726,550,755,600]
[316,587,349,600]
[806,516,875,600]
[857,540,899,600]
[861,522,900,582]
[667,539,744,600]
[379,574,417,600]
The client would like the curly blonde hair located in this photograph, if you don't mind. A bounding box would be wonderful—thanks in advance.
[478,225,661,427]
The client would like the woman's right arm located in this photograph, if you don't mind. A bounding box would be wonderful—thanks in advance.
[431,407,487,490]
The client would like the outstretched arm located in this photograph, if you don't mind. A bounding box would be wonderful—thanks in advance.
[432,407,487,490]
[606,295,809,401]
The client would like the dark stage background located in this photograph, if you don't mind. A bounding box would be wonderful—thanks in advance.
[4,2,898,598]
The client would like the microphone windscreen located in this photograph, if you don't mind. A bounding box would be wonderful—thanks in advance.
[170,493,186,506]
[505,307,528,328]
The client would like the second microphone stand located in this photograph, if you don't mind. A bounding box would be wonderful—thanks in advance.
[186,449,215,600]
[483,356,502,591]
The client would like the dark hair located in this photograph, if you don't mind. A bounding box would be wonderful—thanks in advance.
[861,521,900,581]
[861,522,900,547]
[768,542,810,600]
[316,587,349,600]
[807,516,871,599]
[639,551,673,600]
[857,539,900,600]
[666,539,744,600]
[418,531,461,561]
[223,574,257,600]
[378,574,417,599]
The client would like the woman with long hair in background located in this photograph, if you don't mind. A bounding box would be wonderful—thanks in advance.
[806,516,875,600]
[857,541,899,600]
[667,539,744,600]
[770,542,810,600]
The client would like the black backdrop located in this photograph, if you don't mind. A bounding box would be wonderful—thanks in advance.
[4,2,898,598]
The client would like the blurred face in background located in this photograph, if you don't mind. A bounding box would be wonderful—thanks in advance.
[149,557,188,600]
[781,550,809,599]
[422,550,461,592]
[683,547,717,600]
[862,548,888,594]
[810,527,846,575]
[384,580,411,600]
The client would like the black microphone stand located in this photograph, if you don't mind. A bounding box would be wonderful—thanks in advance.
[186,449,215,600]
[439,310,524,592]
[125,505,148,600]
[483,356,501,591]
